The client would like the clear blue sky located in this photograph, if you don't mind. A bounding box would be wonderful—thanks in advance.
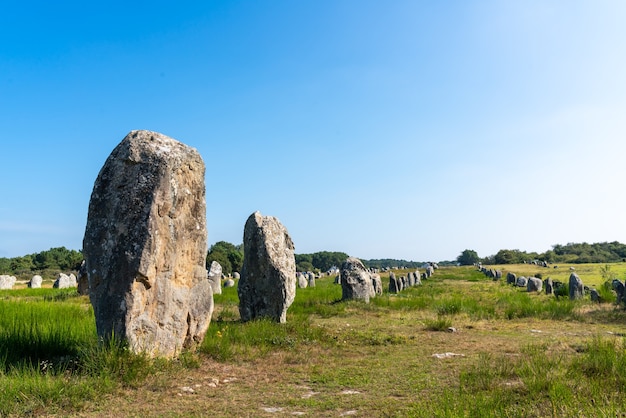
[1,1,626,262]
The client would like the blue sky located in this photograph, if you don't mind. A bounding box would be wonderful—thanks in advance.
[1,1,626,262]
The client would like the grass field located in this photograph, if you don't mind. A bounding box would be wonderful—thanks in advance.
[1,263,626,416]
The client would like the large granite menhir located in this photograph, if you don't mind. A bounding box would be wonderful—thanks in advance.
[83,130,213,358]
[238,211,296,323]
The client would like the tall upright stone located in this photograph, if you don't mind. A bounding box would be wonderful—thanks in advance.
[238,211,296,323]
[208,261,223,295]
[340,257,375,302]
[83,130,213,358]
[569,273,584,300]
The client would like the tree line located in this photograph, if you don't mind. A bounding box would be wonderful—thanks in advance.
[3,241,625,279]
[457,241,626,266]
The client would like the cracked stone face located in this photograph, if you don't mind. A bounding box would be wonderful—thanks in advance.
[83,130,213,358]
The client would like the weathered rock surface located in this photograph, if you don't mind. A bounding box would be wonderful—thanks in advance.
[340,257,375,303]
[77,260,89,295]
[0,275,16,290]
[371,273,383,295]
[238,211,296,323]
[590,288,600,302]
[613,280,625,304]
[208,261,223,295]
[29,275,43,289]
[297,273,308,289]
[569,273,584,300]
[54,273,74,289]
[506,272,517,285]
[544,277,554,295]
[527,277,543,292]
[388,272,399,293]
[516,276,528,288]
[224,278,235,288]
[83,130,213,358]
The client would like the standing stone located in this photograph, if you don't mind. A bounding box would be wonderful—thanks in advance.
[389,272,399,293]
[29,275,43,289]
[495,270,503,280]
[308,272,316,288]
[208,261,223,295]
[408,272,416,287]
[544,277,554,295]
[77,260,89,295]
[83,130,213,358]
[516,276,528,288]
[54,273,72,289]
[340,257,375,303]
[371,273,383,295]
[506,272,517,285]
[527,277,543,292]
[297,273,308,289]
[68,273,78,287]
[0,275,16,289]
[414,270,422,285]
[569,273,584,300]
[590,289,600,303]
[613,280,625,304]
[224,278,235,288]
[238,211,296,323]
[233,272,240,280]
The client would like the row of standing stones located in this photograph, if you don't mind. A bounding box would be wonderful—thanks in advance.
[78,130,374,358]
[0,273,79,290]
[480,265,625,304]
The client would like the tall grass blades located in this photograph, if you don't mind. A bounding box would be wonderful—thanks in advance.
[0,299,96,372]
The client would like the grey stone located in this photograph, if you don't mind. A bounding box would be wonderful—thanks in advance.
[544,277,554,295]
[29,275,43,289]
[77,260,89,295]
[590,289,600,303]
[569,273,584,300]
[414,270,422,285]
[506,272,517,285]
[297,273,308,289]
[233,272,240,280]
[527,277,543,292]
[495,270,503,280]
[340,257,375,302]
[54,273,72,289]
[0,275,16,290]
[238,211,296,323]
[408,272,415,287]
[208,261,223,295]
[83,130,213,358]
[371,273,383,296]
[389,272,399,293]
[613,280,625,304]
[224,278,235,288]
[308,272,316,288]
[516,276,528,287]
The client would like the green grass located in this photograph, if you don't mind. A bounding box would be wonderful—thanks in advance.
[0,266,625,416]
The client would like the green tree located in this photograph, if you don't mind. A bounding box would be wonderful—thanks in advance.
[457,249,480,266]
[206,241,243,275]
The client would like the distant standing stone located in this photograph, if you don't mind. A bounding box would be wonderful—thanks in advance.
[544,277,554,295]
[224,278,235,288]
[83,130,213,358]
[208,261,223,295]
[77,260,89,295]
[389,272,399,294]
[54,273,72,289]
[340,257,375,303]
[506,272,517,285]
[238,211,296,323]
[569,273,584,300]
[29,275,43,289]
[371,273,383,295]
[0,275,16,289]
[233,272,240,280]
[590,289,600,303]
[297,273,308,289]
[613,280,625,304]
[308,272,316,288]
[516,276,528,288]
[527,277,543,292]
